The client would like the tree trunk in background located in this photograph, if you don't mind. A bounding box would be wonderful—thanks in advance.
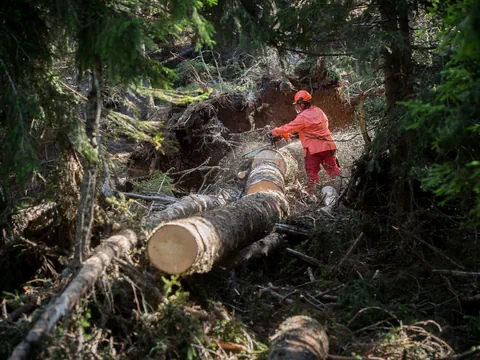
[378,0,413,110]
[57,145,82,249]
[377,0,415,211]
[74,64,103,265]
[268,316,329,360]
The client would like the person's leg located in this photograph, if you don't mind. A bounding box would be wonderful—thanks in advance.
[304,149,322,193]
[320,151,342,178]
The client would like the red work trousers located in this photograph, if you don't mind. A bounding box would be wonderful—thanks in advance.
[304,149,342,193]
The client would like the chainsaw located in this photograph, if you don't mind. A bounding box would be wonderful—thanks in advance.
[267,132,299,149]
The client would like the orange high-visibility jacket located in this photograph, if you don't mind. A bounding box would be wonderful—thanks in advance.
[272,106,336,156]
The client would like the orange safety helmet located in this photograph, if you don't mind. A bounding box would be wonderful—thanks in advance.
[293,90,312,104]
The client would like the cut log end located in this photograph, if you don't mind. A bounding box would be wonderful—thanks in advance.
[246,181,283,195]
[147,224,199,274]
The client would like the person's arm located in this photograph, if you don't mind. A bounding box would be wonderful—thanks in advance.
[272,115,305,136]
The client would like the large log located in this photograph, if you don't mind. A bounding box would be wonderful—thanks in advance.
[147,190,289,274]
[268,316,329,360]
[147,147,297,275]
[8,230,137,360]
[146,146,300,274]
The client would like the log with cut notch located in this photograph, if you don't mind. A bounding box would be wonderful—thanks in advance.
[268,316,329,360]
[147,147,298,275]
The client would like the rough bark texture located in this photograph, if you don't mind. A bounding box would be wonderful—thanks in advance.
[8,230,137,360]
[57,147,82,248]
[74,65,103,265]
[147,190,289,275]
[219,233,287,270]
[268,316,329,360]
[142,190,235,228]
[12,203,57,235]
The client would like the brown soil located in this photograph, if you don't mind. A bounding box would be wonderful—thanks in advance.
[255,84,355,132]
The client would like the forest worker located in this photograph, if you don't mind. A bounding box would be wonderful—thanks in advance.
[270,90,342,193]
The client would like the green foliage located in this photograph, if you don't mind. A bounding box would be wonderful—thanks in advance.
[133,276,202,360]
[105,110,160,142]
[74,0,217,87]
[132,171,175,195]
[140,87,213,104]
[0,0,218,217]
[401,0,480,222]
[0,1,74,182]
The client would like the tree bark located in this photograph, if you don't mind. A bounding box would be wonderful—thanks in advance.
[219,233,287,270]
[378,0,413,110]
[358,97,371,145]
[8,230,137,360]
[268,316,329,360]
[142,190,235,228]
[74,64,103,265]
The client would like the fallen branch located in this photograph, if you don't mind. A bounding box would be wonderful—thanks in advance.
[337,232,365,268]
[8,230,138,360]
[415,237,465,270]
[121,191,177,204]
[461,294,480,304]
[285,248,323,267]
[258,286,294,305]
[432,270,480,278]
[439,348,480,360]
[275,223,309,238]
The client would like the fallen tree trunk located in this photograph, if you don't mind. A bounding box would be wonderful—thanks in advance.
[147,147,296,275]
[8,230,137,360]
[148,190,289,274]
[268,316,329,360]
[142,190,235,228]
[219,233,287,270]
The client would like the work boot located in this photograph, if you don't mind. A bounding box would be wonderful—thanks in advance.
[306,194,318,204]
